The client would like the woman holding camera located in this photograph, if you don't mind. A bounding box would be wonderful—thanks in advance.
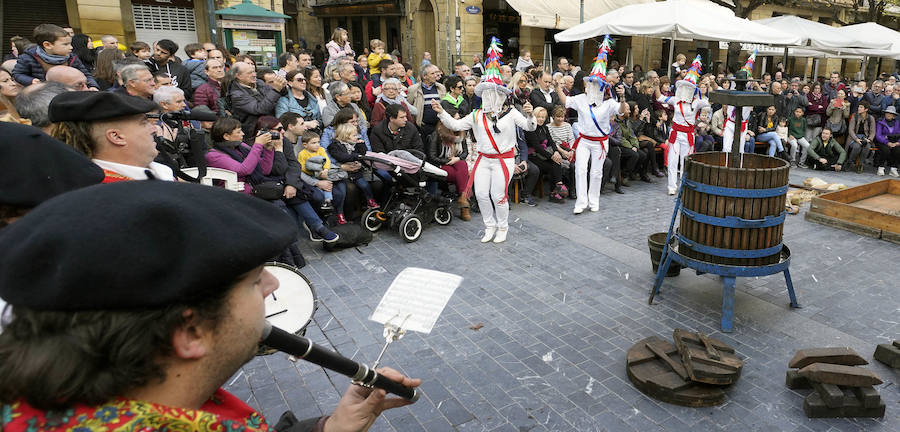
[207,117,338,243]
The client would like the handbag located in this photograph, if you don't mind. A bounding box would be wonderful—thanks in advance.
[251,181,285,200]
[825,119,846,135]
[806,114,822,128]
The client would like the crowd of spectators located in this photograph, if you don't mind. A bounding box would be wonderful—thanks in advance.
[3,23,900,250]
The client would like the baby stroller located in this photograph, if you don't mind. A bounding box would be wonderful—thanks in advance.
[359,150,453,242]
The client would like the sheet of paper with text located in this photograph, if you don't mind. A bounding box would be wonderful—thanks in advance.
[370,267,462,334]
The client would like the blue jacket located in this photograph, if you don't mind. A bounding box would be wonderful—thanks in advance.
[879,95,900,116]
[183,59,208,89]
[12,46,99,88]
[275,91,322,122]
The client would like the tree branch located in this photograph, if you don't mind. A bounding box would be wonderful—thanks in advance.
[707,0,736,10]
[743,0,770,16]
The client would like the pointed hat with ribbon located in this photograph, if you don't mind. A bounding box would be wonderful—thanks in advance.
[674,54,702,93]
[741,50,758,75]
[584,35,613,90]
[475,37,511,97]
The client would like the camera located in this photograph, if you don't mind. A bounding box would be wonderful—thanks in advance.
[261,128,281,140]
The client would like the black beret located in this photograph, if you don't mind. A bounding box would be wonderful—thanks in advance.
[0,181,298,311]
[48,91,159,123]
[0,122,104,207]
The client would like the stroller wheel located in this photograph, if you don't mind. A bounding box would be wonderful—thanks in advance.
[362,208,384,232]
[399,215,423,242]
[433,206,453,225]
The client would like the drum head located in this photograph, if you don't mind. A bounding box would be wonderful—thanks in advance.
[264,262,317,335]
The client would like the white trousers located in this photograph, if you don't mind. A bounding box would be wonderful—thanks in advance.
[722,124,749,154]
[574,142,606,209]
[473,157,515,229]
[666,134,692,191]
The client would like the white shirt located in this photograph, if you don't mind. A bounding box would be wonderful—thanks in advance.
[725,106,753,130]
[93,159,176,181]
[658,96,710,127]
[438,108,536,154]
[566,93,619,137]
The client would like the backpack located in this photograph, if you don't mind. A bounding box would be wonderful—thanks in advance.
[322,223,373,251]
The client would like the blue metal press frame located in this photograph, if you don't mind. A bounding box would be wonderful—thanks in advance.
[650,166,800,332]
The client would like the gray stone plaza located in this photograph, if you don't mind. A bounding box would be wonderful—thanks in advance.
[227,167,899,431]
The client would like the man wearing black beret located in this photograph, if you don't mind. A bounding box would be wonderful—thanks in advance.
[49,91,176,181]
[0,181,419,431]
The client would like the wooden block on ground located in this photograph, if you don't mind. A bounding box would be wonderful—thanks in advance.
[812,382,845,408]
[798,363,883,387]
[851,386,882,409]
[786,369,810,389]
[804,392,885,418]
[893,340,900,349]
[874,343,900,368]
[788,347,867,369]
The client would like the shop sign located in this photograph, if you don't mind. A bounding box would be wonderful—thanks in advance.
[465,6,481,14]
[485,12,520,24]
[221,20,283,31]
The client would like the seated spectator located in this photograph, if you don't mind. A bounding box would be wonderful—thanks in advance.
[364,59,394,106]
[49,91,174,181]
[710,105,725,151]
[509,71,532,112]
[326,122,379,224]
[865,80,885,118]
[296,130,336,210]
[825,89,850,138]
[805,82,828,143]
[348,82,371,122]
[425,122,470,220]
[193,59,225,115]
[0,68,23,123]
[45,65,90,91]
[635,80,655,114]
[228,61,287,136]
[752,105,785,157]
[276,70,322,130]
[874,106,900,177]
[12,24,98,89]
[182,43,208,89]
[207,116,338,245]
[528,71,563,113]
[787,107,811,167]
[406,64,445,138]
[806,127,845,170]
[321,81,366,135]
[93,48,124,91]
[370,103,423,154]
[305,67,330,110]
[14,81,69,133]
[439,76,469,118]
[846,101,875,173]
[823,72,845,99]
[114,64,156,99]
[781,79,808,119]
[524,106,569,202]
[694,106,715,153]
[881,84,900,116]
[607,108,639,194]
[370,77,416,127]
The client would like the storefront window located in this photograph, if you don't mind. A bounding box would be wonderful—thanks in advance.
[233,29,279,68]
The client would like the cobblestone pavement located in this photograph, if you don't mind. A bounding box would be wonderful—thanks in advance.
[226,165,900,431]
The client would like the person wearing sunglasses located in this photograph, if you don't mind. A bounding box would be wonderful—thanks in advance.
[440,76,470,118]
[275,70,322,131]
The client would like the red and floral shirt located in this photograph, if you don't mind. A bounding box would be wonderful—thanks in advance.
[2,388,269,432]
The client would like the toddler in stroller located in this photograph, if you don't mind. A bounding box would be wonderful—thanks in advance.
[358,149,453,242]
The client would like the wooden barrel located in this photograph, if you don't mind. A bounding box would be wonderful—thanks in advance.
[678,152,789,267]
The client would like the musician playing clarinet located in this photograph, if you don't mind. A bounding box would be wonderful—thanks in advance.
[0,181,419,432]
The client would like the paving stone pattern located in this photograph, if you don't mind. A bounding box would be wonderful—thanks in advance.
[226,166,899,431]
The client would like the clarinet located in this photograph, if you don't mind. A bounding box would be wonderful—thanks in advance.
[261,322,419,402]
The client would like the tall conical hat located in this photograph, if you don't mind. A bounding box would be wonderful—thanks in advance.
[475,37,511,97]
[675,54,702,91]
[741,50,758,75]
[585,35,613,89]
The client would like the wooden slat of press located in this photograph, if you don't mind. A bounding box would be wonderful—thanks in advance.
[762,168,776,265]
[692,162,706,262]
[789,347,867,369]
[740,167,754,263]
[715,164,728,262]
[724,166,738,266]
[703,163,715,263]
[681,159,695,259]
[752,168,765,266]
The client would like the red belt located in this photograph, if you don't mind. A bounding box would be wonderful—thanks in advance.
[463,149,515,204]
[725,117,748,131]
[668,122,696,149]
[571,133,608,162]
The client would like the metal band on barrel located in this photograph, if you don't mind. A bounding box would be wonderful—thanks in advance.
[682,179,788,198]
[680,207,786,228]
[676,234,783,259]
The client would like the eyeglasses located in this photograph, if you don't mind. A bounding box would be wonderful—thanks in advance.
[455,85,463,89]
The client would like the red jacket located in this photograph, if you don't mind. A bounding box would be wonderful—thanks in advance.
[193,78,221,114]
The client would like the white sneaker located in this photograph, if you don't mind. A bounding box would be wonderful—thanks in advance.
[481,227,497,243]
[891,168,899,177]
[573,206,585,214]
[668,188,677,195]
[590,205,600,212]
[492,228,508,243]
[877,167,885,176]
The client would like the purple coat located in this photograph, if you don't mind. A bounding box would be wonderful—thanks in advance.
[205,142,274,194]
[875,118,900,145]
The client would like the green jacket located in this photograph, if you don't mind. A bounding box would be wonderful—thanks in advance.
[807,136,846,164]
[788,116,807,139]
[616,118,639,149]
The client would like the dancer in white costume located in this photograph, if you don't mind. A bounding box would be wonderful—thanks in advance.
[657,55,709,195]
[722,51,759,155]
[565,36,627,214]
[433,38,535,244]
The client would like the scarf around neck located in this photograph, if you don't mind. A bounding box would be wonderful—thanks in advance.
[36,46,69,65]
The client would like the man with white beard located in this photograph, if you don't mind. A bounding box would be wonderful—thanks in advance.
[433,38,535,244]
[564,36,627,214]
